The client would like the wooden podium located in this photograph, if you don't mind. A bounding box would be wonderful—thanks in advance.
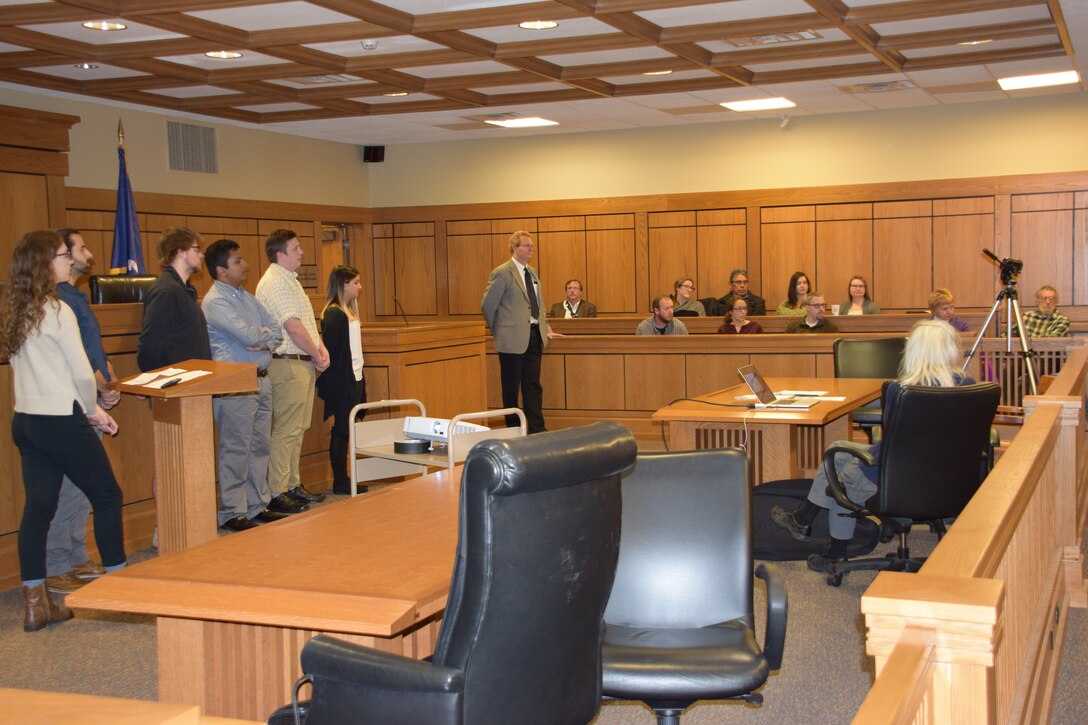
[112,360,257,554]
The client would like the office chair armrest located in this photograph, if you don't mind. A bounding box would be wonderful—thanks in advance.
[301,635,464,722]
[755,563,787,670]
[822,444,876,514]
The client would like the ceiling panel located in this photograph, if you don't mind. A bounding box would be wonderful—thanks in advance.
[0,0,1080,145]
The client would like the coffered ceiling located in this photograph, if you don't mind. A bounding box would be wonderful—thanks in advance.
[0,0,1084,144]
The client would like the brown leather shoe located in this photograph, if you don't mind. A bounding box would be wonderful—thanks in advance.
[23,583,74,632]
[46,572,87,594]
[71,560,104,580]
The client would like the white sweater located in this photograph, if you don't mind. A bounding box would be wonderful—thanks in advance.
[11,299,97,416]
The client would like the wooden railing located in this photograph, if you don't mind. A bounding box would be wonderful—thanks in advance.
[855,347,1088,724]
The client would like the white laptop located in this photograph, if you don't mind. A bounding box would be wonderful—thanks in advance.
[737,364,821,409]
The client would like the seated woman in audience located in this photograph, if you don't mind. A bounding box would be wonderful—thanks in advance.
[718,297,763,334]
[929,288,969,331]
[316,266,368,495]
[770,320,973,570]
[672,277,705,317]
[2,230,126,632]
[775,271,810,316]
[838,275,881,315]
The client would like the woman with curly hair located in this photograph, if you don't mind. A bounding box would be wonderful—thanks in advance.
[316,266,368,495]
[1,230,126,632]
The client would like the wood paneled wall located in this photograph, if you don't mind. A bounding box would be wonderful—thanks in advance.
[364,172,1088,322]
[0,104,76,279]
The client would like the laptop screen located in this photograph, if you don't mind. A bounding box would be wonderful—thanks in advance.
[737,364,777,404]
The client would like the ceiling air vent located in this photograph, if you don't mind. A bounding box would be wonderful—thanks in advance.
[726,31,821,48]
[840,81,916,93]
[166,121,218,174]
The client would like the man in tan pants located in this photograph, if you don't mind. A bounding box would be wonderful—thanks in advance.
[256,229,330,514]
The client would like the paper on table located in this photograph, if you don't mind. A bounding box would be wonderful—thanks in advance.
[777,390,828,396]
[144,369,213,389]
[819,396,847,402]
[125,368,187,386]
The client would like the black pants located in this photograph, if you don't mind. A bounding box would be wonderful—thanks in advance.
[13,404,126,581]
[498,325,545,433]
[328,378,367,488]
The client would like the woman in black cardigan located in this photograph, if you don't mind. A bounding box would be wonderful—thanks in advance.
[316,266,367,495]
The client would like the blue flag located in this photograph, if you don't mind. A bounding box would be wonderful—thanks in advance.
[110,146,145,274]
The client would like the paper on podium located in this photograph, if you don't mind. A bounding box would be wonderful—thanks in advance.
[143,369,213,389]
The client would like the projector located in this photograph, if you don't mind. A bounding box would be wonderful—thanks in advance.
[403,416,489,444]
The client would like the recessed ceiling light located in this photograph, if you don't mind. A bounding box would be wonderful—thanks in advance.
[205,51,243,60]
[519,20,558,30]
[643,70,673,76]
[721,97,796,112]
[73,63,98,70]
[485,116,559,128]
[82,21,126,31]
[361,40,378,51]
[383,92,409,97]
[958,39,993,46]
[998,70,1079,91]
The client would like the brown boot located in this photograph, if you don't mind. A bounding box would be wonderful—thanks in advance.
[23,582,74,632]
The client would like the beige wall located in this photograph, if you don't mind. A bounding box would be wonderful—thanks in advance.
[368,93,1088,208]
[0,84,370,208]
[3,83,1087,212]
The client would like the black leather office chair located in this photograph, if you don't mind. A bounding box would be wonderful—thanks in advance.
[833,336,906,442]
[89,274,158,304]
[278,422,636,725]
[601,449,787,725]
[819,382,1000,586]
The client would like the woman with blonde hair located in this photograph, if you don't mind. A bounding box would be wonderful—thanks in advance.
[316,265,368,495]
[771,320,971,568]
[928,288,969,331]
[2,230,126,631]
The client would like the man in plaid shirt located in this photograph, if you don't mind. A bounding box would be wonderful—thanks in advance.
[1021,285,1070,337]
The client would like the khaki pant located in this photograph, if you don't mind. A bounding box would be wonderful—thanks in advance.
[267,358,315,495]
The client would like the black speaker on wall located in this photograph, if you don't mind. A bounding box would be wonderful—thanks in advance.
[363,145,385,163]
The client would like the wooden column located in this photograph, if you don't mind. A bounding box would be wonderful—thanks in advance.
[862,572,1004,725]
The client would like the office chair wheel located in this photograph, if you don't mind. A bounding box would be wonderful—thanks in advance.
[827,572,843,587]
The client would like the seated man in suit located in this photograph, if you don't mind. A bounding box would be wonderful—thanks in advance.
[548,278,597,318]
[716,268,766,316]
[786,292,839,334]
[636,295,688,336]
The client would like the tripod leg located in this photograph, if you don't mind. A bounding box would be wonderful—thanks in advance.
[963,289,1008,372]
[1008,297,1038,395]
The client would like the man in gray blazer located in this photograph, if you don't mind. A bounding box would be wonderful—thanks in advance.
[482,230,552,433]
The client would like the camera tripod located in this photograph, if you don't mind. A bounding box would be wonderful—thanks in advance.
[962,250,1037,395]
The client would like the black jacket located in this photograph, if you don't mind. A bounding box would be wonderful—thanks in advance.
[316,305,366,420]
[137,267,212,371]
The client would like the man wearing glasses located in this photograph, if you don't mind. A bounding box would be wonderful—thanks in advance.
[1021,285,1070,337]
[716,268,766,317]
[786,292,839,334]
[137,226,212,371]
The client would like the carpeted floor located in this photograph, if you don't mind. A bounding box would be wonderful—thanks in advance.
[1,498,1085,724]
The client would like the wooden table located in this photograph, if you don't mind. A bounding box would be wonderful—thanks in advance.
[653,377,885,482]
[67,467,462,722]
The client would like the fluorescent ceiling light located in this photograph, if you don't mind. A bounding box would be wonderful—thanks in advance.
[998,70,1079,90]
[383,92,409,97]
[485,117,559,128]
[205,51,243,59]
[643,70,673,76]
[82,21,126,31]
[721,97,796,112]
[519,20,558,30]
